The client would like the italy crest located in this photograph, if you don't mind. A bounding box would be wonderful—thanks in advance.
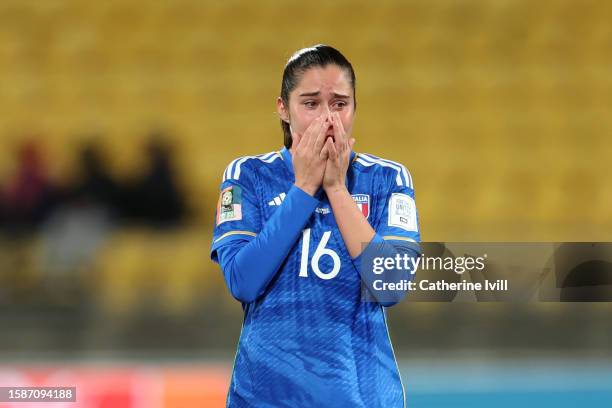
[351,194,370,219]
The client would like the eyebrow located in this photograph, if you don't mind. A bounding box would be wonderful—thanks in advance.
[298,91,350,99]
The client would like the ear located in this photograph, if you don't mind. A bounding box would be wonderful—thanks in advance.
[276,97,290,123]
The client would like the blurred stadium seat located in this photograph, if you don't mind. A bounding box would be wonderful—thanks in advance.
[0,0,610,237]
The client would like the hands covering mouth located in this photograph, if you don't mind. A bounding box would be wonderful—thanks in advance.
[291,111,355,197]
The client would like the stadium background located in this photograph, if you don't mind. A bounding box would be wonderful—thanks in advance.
[0,0,611,406]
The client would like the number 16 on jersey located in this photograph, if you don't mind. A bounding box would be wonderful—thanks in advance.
[299,228,341,280]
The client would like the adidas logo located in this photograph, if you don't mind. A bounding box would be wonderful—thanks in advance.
[268,192,287,206]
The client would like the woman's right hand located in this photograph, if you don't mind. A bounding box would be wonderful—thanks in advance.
[292,114,330,196]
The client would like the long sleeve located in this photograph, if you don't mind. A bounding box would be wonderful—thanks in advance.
[212,185,319,303]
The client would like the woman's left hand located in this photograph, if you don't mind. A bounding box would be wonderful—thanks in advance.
[322,112,356,192]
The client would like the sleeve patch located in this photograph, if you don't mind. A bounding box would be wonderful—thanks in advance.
[388,193,418,232]
[216,185,243,225]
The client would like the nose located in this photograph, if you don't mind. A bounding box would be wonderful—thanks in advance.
[322,106,332,121]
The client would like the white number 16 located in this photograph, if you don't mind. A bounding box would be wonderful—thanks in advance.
[299,228,341,280]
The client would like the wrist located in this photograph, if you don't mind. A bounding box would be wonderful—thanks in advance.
[324,183,348,196]
[294,181,318,197]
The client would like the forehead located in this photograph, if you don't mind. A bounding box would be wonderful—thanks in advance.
[294,65,352,95]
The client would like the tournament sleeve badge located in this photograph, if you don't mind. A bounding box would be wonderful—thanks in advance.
[216,185,243,225]
[388,192,418,231]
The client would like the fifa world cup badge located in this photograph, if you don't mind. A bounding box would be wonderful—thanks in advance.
[217,185,243,225]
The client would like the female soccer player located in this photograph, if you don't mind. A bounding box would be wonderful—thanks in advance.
[211,45,421,407]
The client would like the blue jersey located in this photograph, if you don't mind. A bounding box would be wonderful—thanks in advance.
[210,147,420,407]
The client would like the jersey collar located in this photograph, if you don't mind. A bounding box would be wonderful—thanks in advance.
[280,146,294,174]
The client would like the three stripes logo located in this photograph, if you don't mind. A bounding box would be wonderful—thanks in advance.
[268,192,287,206]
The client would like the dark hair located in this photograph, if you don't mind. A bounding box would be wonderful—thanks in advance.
[280,44,356,149]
